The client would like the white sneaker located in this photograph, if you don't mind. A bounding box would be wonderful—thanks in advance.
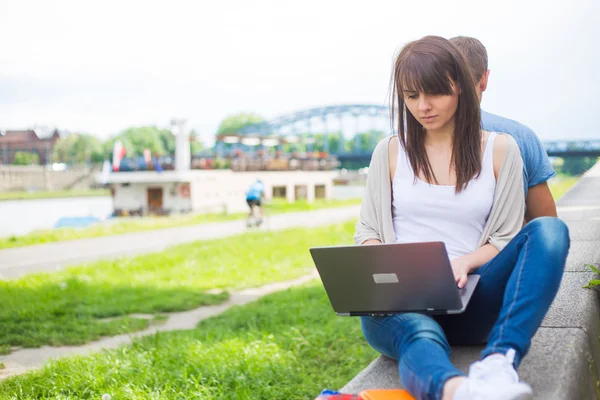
[453,349,533,400]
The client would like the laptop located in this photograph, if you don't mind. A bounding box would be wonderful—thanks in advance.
[309,241,479,316]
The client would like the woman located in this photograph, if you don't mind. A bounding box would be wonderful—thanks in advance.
[355,36,568,400]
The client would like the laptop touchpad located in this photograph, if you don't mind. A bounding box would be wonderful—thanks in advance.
[373,273,399,284]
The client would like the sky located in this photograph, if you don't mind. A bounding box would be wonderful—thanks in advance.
[1,0,599,144]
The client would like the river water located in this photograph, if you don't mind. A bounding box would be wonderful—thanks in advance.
[0,185,366,237]
[0,197,114,237]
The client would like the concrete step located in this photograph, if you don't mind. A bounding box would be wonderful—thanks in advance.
[340,163,600,399]
[341,272,600,399]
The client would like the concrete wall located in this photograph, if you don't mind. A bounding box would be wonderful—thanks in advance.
[107,169,337,215]
[0,165,99,192]
[188,170,336,214]
[112,182,192,215]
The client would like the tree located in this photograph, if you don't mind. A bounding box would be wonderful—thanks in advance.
[217,113,265,134]
[104,126,167,159]
[190,130,206,155]
[52,133,104,164]
[13,151,40,165]
[158,129,176,156]
[313,132,345,153]
[558,143,600,176]
[347,130,385,153]
[560,156,598,176]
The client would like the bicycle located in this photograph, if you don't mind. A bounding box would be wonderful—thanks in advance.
[246,203,264,228]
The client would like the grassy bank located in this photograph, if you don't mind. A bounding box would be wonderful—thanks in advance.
[0,174,577,251]
[0,221,356,351]
[0,189,110,201]
[0,198,361,249]
[0,282,376,399]
[548,175,579,200]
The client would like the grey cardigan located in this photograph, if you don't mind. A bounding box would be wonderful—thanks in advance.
[354,134,525,252]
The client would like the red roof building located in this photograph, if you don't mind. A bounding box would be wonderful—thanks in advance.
[0,129,61,164]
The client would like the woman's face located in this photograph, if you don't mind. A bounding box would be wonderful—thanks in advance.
[403,83,459,132]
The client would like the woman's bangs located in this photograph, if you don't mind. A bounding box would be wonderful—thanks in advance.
[399,54,454,97]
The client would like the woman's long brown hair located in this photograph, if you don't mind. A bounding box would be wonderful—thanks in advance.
[391,35,481,193]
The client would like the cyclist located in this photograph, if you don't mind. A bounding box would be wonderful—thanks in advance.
[245,179,265,226]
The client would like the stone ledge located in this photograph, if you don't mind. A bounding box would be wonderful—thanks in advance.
[564,221,600,241]
[542,272,600,363]
[340,273,600,399]
[341,328,599,400]
[341,162,600,399]
[565,241,600,271]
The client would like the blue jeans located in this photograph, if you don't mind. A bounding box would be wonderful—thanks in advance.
[360,217,570,400]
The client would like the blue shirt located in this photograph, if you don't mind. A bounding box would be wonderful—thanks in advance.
[246,181,264,200]
[481,110,555,197]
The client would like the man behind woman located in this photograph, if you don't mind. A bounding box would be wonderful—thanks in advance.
[355,35,569,400]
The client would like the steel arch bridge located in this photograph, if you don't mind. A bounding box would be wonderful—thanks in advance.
[238,104,389,134]
[216,103,600,160]
[216,104,391,154]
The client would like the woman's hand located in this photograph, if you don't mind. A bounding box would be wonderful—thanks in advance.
[450,257,473,289]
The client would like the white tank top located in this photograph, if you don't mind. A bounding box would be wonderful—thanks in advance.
[392,133,497,260]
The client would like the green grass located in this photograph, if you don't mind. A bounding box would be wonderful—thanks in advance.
[0,189,110,201]
[549,175,579,200]
[0,282,377,400]
[0,198,361,250]
[263,198,361,213]
[583,264,600,289]
[152,314,169,324]
[0,221,356,351]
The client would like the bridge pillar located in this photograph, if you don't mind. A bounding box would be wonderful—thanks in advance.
[307,118,314,153]
[354,134,361,154]
[338,114,345,153]
[322,116,329,153]
[353,112,361,153]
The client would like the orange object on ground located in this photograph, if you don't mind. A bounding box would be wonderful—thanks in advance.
[359,389,416,400]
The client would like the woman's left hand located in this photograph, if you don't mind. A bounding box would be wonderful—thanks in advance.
[450,258,473,289]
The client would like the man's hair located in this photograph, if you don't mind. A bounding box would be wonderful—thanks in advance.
[449,36,488,82]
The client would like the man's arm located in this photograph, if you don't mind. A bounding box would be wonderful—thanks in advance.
[524,182,557,222]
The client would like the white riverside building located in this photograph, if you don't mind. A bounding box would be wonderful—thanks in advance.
[96,125,339,216]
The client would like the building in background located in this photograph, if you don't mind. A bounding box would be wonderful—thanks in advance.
[103,169,336,216]
[99,121,337,216]
[0,128,61,165]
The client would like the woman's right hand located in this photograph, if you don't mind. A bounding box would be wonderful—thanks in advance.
[450,257,472,289]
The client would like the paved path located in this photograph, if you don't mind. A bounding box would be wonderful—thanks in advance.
[0,271,320,380]
[0,206,359,280]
